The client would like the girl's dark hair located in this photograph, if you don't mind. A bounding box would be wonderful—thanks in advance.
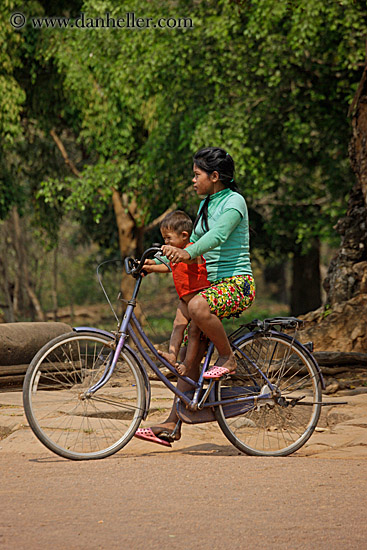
[193,147,239,232]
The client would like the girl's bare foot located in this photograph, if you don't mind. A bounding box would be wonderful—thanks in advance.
[158,350,177,367]
[215,353,237,374]
[150,422,181,441]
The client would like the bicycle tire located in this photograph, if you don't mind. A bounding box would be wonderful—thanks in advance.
[23,331,146,460]
[215,331,322,457]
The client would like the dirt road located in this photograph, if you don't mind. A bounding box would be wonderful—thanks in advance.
[1,384,367,549]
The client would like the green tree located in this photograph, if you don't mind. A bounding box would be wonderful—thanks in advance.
[0,0,26,217]
[9,0,367,314]
[0,0,85,320]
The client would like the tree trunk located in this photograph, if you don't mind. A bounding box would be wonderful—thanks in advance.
[50,129,148,313]
[323,64,367,306]
[11,208,45,321]
[0,222,15,322]
[52,245,59,321]
[111,189,138,302]
[291,240,321,316]
[263,261,288,303]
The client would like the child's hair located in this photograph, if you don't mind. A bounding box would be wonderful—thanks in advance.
[193,147,240,232]
[160,210,193,234]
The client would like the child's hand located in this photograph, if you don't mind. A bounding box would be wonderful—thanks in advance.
[141,259,155,276]
[141,258,169,275]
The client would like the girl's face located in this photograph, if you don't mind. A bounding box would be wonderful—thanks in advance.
[192,163,224,196]
[161,228,189,248]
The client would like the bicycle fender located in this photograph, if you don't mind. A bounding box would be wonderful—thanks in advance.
[73,326,116,339]
[232,330,325,390]
[72,326,151,418]
[296,341,326,390]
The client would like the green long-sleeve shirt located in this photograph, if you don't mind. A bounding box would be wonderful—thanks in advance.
[186,188,252,281]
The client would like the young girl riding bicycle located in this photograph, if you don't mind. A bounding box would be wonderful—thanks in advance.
[135,146,255,446]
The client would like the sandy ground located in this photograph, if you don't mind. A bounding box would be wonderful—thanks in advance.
[1,381,367,459]
[1,382,367,549]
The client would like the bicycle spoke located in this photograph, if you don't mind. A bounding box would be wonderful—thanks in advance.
[90,395,144,412]
[216,331,322,456]
[23,332,146,460]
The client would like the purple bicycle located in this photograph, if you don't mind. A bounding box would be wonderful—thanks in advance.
[23,246,324,460]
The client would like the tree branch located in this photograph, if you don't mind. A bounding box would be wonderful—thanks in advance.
[145,185,195,231]
[144,204,177,231]
[49,129,195,234]
[50,129,81,177]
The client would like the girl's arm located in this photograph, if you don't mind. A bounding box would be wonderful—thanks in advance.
[185,209,242,259]
[162,209,242,263]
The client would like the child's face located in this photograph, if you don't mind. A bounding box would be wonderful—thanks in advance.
[161,228,189,249]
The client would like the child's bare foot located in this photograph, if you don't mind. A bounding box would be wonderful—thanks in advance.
[158,350,177,367]
[175,363,190,377]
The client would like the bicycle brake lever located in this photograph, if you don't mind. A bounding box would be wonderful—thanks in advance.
[154,251,172,271]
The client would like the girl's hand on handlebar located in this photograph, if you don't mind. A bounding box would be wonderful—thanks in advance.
[162,245,191,264]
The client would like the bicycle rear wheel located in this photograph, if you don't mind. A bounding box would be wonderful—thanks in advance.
[23,331,146,460]
[215,331,322,456]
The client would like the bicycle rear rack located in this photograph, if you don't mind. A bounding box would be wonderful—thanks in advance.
[229,316,304,341]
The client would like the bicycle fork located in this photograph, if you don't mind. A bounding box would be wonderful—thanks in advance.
[84,278,142,398]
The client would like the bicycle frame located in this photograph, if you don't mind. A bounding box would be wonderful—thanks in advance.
[79,270,275,414]
[23,247,335,460]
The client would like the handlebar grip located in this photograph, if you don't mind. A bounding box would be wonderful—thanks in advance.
[124,257,135,275]
[124,247,163,278]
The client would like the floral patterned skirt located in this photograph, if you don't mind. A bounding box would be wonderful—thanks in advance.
[200,274,255,319]
[182,274,255,345]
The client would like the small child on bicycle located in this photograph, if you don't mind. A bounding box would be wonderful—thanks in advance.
[143,210,210,374]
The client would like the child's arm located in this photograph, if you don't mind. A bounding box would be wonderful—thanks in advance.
[143,259,170,274]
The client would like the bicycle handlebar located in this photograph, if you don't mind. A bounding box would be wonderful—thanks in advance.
[124,245,164,278]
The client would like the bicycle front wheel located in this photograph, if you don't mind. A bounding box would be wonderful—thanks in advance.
[215,331,322,456]
[23,331,146,460]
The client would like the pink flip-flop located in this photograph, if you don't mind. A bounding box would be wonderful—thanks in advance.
[203,366,235,379]
[134,427,172,447]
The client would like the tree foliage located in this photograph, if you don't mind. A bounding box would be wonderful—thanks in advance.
[0,0,27,217]
[2,0,367,318]
[34,0,366,256]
